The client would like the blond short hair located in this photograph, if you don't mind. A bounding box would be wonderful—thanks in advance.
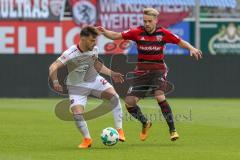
[143,8,159,17]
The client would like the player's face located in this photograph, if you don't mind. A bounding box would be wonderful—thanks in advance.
[143,14,157,33]
[85,35,97,51]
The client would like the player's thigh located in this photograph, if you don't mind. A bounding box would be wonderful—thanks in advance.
[90,76,113,99]
[100,87,118,100]
[69,94,88,114]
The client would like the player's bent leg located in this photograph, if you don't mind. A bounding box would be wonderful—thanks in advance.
[125,96,139,108]
[125,96,152,141]
[71,105,92,148]
[154,90,179,141]
[101,87,126,142]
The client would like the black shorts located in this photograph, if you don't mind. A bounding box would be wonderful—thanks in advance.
[126,70,174,98]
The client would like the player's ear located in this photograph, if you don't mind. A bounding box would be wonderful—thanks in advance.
[154,17,158,23]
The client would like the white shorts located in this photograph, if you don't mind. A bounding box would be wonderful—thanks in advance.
[68,75,112,108]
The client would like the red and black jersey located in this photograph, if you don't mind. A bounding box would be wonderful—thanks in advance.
[121,26,181,70]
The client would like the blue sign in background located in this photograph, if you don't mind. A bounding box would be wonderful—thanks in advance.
[165,21,190,55]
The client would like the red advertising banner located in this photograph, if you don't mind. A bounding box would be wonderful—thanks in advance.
[0,20,132,54]
[0,21,80,54]
[71,0,190,31]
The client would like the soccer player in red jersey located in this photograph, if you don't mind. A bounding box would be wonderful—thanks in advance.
[97,8,202,141]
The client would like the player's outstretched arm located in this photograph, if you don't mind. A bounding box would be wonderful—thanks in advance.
[178,40,203,60]
[94,60,124,83]
[96,26,123,40]
[49,60,64,92]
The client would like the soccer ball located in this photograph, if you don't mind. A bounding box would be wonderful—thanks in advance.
[101,127,119,146]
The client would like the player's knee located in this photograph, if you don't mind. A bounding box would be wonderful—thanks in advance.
[110,94,120,106]
[124,96,137,107]
[71,105,84,115]
[155,94,166,102]
[101,87,117,100]
[73,113,84,122]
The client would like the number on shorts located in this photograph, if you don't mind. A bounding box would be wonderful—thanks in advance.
[100,79,107,85]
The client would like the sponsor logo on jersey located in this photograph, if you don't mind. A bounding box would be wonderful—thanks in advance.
[139,45,161,51]
[156,35,163,42]
[61,56,67,60]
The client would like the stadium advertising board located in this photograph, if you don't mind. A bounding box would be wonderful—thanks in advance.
[0,21,190,54]
[0,20,131,54]
[165,22,190,55]
[71,0,190,29]
[0,21,80,54]
[0,0,191,54]
[0,0,64,21]
[201,22,240,55]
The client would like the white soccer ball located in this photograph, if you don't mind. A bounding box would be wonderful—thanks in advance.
[101,127,119,146]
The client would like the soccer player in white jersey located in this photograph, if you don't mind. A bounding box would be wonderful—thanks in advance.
[49,26,126,148]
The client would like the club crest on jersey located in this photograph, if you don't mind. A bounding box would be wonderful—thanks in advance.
[156,35,163,42]
[61,56,66,60]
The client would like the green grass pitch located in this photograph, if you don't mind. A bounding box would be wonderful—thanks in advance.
[0,98,240,160]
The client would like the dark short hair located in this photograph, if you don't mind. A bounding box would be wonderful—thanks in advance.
[80,26,98,38]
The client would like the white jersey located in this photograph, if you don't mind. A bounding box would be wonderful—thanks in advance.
[58,45,99,86]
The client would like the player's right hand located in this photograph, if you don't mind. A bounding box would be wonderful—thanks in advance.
[53,82,63,92]
[190,48,202,60]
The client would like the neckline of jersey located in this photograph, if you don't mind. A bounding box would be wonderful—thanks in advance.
[143,26,161,35]
[76,44,84,53]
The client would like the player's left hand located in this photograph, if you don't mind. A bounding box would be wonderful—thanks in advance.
[190,48,202,60]
[111,72,124,83]
[95,26,106,34]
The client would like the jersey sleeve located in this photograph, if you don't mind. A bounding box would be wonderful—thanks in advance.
[57,50,71,65]
[121,28,138,41]
[162,28,181,44]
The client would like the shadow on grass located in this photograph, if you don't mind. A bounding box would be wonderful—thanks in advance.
[50,145,125,151]
[129,142,182,148]
[47,141,182,152]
